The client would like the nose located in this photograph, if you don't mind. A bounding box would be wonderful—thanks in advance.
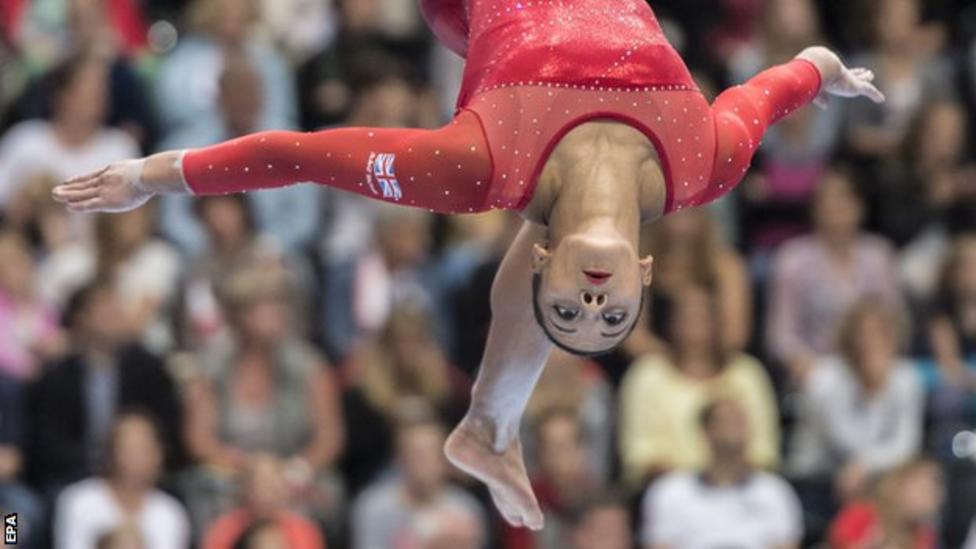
[580,291,608,311]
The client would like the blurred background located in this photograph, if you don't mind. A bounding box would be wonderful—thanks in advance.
[0,0,976,547]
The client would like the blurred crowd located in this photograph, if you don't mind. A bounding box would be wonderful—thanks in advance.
[1,0,976,547]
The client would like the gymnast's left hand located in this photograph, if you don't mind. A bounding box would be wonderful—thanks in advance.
[53,159,153,213]
[797,46,886,108]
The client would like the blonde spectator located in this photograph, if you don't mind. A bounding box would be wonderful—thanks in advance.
[619,284,780,486]
[184,264,344,532]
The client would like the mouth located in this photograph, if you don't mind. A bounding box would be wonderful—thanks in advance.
[583,270,612,286]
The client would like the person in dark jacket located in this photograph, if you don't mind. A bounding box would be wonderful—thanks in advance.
[25,281,183,495]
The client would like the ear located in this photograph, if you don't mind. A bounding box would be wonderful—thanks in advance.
[531,243,551,274]
[639,255,654,286]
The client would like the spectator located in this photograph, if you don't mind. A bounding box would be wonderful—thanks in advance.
[502,408,600,549]
[26,282,184,494]
[340,304,470,493]
[767,168,902,381]
[846,0,954,164]
[154,0,296,133]
[203,454,325,549]
[184,264,344,530]
[0,230,64,381]
[93,208,183,353]
[926,236,976,457]
[0,372,43,546]
[641,398,803,549]
[829,459,943,549]
[178,195,285,350]
[158,55,321,256]
[321,204,439,360]
[54,411,190,549]
[787,298,924,528]
[967,519,976,549]
[619,284,780,485]
[525,351,614,483]
[565,491,633,549]
[0,55,138,208]
[627,208,752,357]
[730,0,844,252]
[350,408,485,549]
[892,100,976,302]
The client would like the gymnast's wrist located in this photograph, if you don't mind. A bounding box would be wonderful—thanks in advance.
[796,46,841,88]
[140,150,194,195]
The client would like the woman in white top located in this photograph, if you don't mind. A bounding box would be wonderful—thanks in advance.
[55,411,190,549]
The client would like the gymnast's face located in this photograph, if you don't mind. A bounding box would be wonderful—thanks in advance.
[531,233,652,355]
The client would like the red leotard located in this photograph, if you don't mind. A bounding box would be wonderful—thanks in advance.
[182,0,821,215]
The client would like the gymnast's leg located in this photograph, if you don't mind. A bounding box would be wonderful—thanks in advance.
[445,221,551,530]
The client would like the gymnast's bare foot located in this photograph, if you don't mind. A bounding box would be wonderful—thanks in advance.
[444,416,544,530]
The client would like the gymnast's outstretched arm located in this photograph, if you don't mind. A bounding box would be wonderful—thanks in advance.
[444,221,553,531]
[53,112,493,214]
[704,46,884,203]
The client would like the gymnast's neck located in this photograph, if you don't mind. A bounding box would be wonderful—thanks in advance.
[522,120,667,245]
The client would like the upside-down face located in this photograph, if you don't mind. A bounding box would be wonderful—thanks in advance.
[531,231,653,356]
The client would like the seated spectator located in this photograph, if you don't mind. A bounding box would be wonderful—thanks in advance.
[846,0,954,164]
[502,408,600,549]
[321,204,439,361]
[351,408,485,549]
[26,282,184,495]
[0,55,138,210]
[926,236,976,456]
[0,372,43,546]
[641,398,803,549]
[203,454,325,549]
[892,100,976,302]
[154,0,296,133]
[92,208,183,353]
[0,230,64,380]
[178,194,286,349]
[158,55,320,256]
[788,298,923,529]
[730,0,844,252]
[829,459,943,549]
[54,411,190,549]
[626,208,752,357]
[184,264,344,530]
[619,284,780,486]
[767,168,902,381]
[565,491,633,549]
[341,304,470,493]
[525,351,614,483]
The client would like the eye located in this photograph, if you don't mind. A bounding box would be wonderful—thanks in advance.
[553,305,580,322]
[602,312,627,326]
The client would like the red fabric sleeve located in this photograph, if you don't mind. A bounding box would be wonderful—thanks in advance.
[704,59,822,203]
[182,111,494,214]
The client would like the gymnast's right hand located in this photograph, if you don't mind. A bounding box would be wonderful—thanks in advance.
[53,159,153,213]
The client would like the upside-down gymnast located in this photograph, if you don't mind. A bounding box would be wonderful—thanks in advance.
[55,0,884,530]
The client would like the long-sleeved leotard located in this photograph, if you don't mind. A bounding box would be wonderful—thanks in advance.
[182,0,821,215]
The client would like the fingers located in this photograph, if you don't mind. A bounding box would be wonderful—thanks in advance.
[813,94,829,110]
[65,197,106,213]
[52,184,100,204]
[859,81,886,104]
[62,165,109,186]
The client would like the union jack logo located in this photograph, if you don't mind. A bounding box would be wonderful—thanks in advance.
[366,152,402,200]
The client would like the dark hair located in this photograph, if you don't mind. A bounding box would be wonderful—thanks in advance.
[565,489,630,528]
[531,273,644,357]
[61,280,115,331]
[192,193,257,234]
[698,397,742,429]
[45,55,101,114]
[101,409,164,478]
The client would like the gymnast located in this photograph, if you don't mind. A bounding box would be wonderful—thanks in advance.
[55,0,884,530]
